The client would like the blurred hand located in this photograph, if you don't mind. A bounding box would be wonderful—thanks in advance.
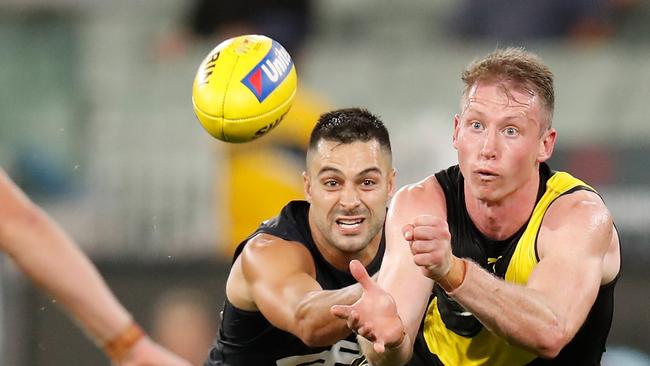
[403,215,453,281]
[117,337,192,366]
[331,260,405,354]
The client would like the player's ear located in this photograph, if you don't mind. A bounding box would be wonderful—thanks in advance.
[303,171,312,202]
[387,168,397,201]
[452,114,461,149]
[538,128,557,163]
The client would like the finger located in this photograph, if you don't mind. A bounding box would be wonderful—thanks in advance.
[357,325,373,340]
[331,304,352,319]
[410,239,441,254]
[349,260,375,291]
[413,214,437,226]
[412,254,450,279]
[412,225,437,241]
[373,341,386,354]
[412,253,437,268]
[347,310,360,329]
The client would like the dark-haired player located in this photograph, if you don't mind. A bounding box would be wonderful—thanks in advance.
[204,107,396,365]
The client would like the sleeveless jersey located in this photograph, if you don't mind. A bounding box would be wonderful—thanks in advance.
[415,163,618,366]
[205,200,385,366]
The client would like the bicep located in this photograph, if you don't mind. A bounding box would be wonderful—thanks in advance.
[240,236,322,333]
[527,194,613,335]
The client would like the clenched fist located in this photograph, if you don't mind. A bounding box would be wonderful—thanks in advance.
[402,215,466,291]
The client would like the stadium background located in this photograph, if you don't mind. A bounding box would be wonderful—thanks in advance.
[0,0,648,365]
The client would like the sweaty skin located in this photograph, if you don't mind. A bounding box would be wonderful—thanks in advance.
[226,139,395,347]
[332,79,620,365]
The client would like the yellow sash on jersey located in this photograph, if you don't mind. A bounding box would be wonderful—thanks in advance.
[423,171,593,366]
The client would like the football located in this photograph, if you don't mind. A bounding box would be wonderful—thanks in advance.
[191,34,297,143]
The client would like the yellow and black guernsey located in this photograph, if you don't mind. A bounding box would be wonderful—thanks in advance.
[413,163,618,366]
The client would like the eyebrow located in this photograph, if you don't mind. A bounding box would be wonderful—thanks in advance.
[317,166,383,177]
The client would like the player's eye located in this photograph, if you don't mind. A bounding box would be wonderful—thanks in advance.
[504,127,519,136]
[470,121,483,130]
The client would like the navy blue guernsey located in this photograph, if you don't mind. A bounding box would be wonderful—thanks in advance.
[205,200,385,366]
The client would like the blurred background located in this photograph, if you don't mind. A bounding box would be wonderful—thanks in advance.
[1,0,649,365]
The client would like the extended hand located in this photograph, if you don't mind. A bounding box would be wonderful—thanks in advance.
[330,260,405,354]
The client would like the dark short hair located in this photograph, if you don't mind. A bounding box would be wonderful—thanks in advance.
[308,107,392,155]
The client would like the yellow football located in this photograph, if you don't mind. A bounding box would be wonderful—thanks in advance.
[191,34,297,143]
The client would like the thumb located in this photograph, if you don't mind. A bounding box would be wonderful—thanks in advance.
[349,260,375,291]
[402,223,414,241]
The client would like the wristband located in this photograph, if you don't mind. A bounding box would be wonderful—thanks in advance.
[438,257,467,292]
[103,322,145,361]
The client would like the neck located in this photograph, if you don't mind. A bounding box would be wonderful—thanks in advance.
[308,215,381,272]
[465,170,540,240]
[317,235,381,272]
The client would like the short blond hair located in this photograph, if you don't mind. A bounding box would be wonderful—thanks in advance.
[461,47,555,128]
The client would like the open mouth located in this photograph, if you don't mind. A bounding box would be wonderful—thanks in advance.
[336,218,365,229]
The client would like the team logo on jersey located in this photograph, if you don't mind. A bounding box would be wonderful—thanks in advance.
[275,340,361,366]
[241,41,293,102]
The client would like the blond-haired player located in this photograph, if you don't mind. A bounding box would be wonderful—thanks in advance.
[333,48,620,366]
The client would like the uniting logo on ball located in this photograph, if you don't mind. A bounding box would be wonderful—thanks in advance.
[241,41,293,103]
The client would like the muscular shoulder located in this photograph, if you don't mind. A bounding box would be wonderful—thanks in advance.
[240,233,316,279]
[228,233,317,310]
[543,190,612,234]
[539,189,614,258]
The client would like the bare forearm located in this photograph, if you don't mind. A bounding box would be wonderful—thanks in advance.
[3,207,132,344]
[449,260,565,357]
[295,283,363,346]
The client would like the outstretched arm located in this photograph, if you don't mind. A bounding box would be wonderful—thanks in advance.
[236,233,365,347]
[331,260,410,363]
[330,179,442,365]
[449,192,617,357]
[0,169,190,366]
[407,190,619,358]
